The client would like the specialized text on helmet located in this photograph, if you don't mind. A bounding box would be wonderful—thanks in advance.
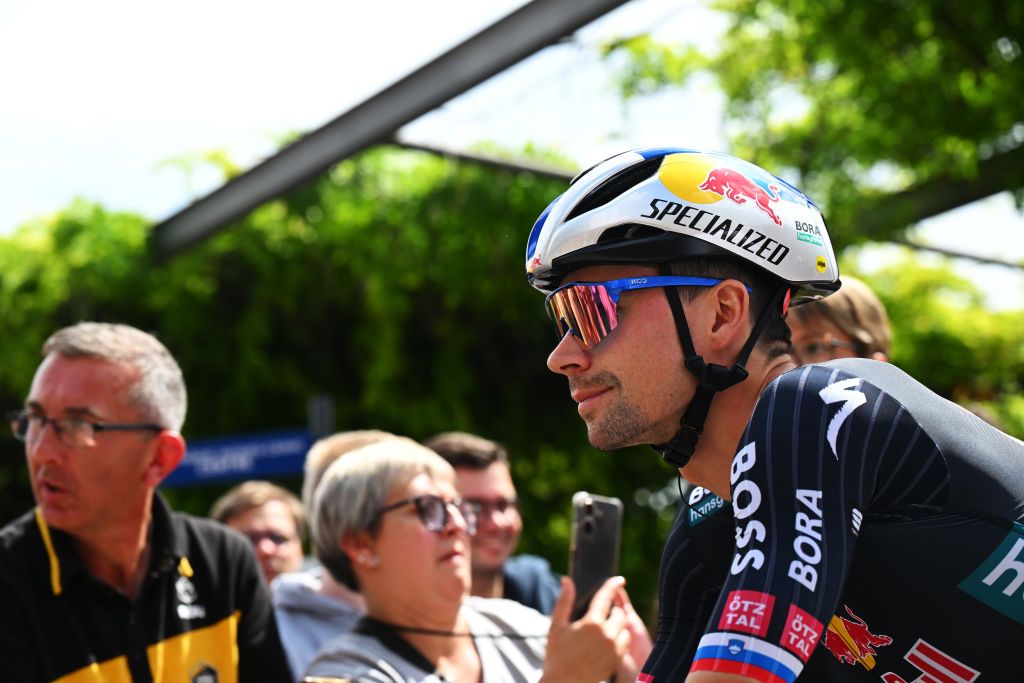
[641,199,790,266]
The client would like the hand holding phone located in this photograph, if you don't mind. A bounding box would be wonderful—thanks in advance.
[569,491,623,620]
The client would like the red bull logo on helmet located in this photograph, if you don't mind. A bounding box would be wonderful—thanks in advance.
[655,153,807,227]
[823,604,893,670]
[698,167,782,225]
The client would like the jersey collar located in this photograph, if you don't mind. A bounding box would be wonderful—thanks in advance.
[34,492,190,596]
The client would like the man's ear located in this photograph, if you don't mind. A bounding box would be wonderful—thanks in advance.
[705,279,751,350]
[143,431,185,488]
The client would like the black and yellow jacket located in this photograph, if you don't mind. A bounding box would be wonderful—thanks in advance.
[0,494,292,683]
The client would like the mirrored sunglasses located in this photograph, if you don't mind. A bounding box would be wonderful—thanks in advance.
[545,276,744,350]
[377,494,480,536]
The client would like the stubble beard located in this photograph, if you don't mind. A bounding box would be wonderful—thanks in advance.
[575,372,649,451]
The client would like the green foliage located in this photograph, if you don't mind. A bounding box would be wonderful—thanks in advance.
[846,253,1024,437]
[603,0,1024,244]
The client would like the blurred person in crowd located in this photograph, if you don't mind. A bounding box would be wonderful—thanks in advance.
[643,274,895,678]
[0,322,290,682]
[274,429,401,680]
[305,439,652,682]
[787,274,890,363]
[423,431,561,614]
[210,480,306,584]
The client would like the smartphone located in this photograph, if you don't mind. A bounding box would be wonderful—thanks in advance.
[569,491,623,620]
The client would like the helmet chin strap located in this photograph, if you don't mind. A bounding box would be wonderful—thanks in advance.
[653,263,786,469]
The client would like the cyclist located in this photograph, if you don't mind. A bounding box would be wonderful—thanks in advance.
[644,274,894,680]
[525,148,1024,681]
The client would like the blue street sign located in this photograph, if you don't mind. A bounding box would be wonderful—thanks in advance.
[162,429,312,487]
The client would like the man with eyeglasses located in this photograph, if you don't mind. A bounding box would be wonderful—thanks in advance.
[0,322,291,683]
[424,431,561,615]
[525,148,1024,681]
[210,480,306,584]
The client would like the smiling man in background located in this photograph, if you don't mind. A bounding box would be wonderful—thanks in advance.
[424,431,561,615]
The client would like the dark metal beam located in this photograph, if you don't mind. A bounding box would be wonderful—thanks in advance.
[149,0,631,260]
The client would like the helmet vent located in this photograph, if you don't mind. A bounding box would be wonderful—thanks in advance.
[564,156,663,223]
[596,224,664,244]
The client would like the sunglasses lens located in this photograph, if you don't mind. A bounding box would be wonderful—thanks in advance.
[545,284,618,349]
[417,496,447,532]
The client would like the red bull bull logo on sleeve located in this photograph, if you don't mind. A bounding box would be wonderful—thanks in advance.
[823,604,893,670]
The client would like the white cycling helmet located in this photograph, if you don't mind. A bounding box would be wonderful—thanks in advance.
[526,148,840,468]
[526,147,839,303]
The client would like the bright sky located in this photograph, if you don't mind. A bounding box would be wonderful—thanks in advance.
[1,0,1021,308]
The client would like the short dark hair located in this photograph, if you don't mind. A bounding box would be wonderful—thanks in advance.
[670,257,791,357]
[422,431,509,470]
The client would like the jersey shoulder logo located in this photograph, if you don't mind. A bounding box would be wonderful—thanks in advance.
[819,377,867,459]
[688,486,727,526]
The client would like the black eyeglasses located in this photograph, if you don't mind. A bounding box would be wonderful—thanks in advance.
[7,410,164,449]
[376,494,480,536]
[242,530,298,547]
[465,497,519,519]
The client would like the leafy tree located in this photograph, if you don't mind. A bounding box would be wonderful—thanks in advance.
[604,0,1024,246]
[849,254,1024,435]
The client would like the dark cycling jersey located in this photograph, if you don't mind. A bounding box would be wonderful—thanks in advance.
[642,483,733,681]
[642,358,1024,682]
